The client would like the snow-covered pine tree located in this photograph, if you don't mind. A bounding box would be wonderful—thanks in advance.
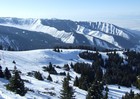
[34,71,44,80]
[4,67,11,80]
[47,74,52,81]
[74,76,79,87]
[6,68,27,96]
[86,81,103,99]
[0,65,4,78]
[60,77,75,99]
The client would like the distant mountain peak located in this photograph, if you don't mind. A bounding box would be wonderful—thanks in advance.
[0,17,140,50]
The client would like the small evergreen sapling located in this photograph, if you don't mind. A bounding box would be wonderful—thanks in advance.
[34,71,44,80]
[47,74,52,81]
[6,68,27,96]
[60,78,75,99]
[4,67,11,80]
[0,66,4,78]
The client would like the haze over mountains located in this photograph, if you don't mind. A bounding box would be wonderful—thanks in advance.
[0,17,140,50]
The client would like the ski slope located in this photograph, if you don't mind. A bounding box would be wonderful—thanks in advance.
[0,49,139,99]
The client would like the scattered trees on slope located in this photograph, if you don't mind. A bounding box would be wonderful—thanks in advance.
[47,74,53,81]
[122,90,140,99]
[86,80,103,99]
[43,62,57,74]
[0,66,11,79]
[6,67,27,96]
[34,71,44,81]
[60,73,75,99]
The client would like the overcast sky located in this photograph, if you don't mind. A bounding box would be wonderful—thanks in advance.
[0,0,140,30]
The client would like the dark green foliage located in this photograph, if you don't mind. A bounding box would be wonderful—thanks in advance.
[86,81,103,99]
[66,72,71,80]
[27,71,34,77]
[74,76,79,87]
[53,47,60,52]
[76,50,140,89]
[43,62,57,74]
[92,61,103,81]
[79,51,101,61]
[104,86,109,99]
[78,76,89,90]
[134,94,140,99]
[70,62,74,69]
[104,51,137,87]
[73,62,95,90]
[60,78,75,99]
[13,60,16,64]
[59,72,66,76]
[136,76,140,89]
[47,74,52,81]
[34,71,44,80]
[79,51,104,69]
[54,45,94,51]
[123,51,140,88]
[63,64,70,71]
[4,67,11,80]
[56,66,61,69]
[122,90,135,99]
[6,70,27,96]
[0,66,4,78]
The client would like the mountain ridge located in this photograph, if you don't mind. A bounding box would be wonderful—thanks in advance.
[0,17,140,50]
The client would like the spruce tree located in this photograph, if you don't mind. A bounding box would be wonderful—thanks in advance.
[47,74,52,81]
[46,62,57,74]
[60,78,75,99]
[122,90,134,99]
[104,86,109,99]
[66,72,71,80]
[64,64,70,71]
[93,61,103,81]
[34,71,44,80]
[86,81,103,99]
[70,62,74,68]
[0,66,4,78]
[6,69,27,96]
[4,67,11,80]
[74,76,79,87]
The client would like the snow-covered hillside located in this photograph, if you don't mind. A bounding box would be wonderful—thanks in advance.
[0,18,75,44]
[0,17,140,50]
[0,49,139,99]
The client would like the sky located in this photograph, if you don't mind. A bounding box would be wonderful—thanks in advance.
[0,0,140,30]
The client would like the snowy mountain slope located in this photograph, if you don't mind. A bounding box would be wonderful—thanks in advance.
[0,18,75,44]
[77,22,129,38]
[0,49,89,99]
[0,25,65,50]
[0,17,140,50]
[0,49,140,99]
[76,25,121,48]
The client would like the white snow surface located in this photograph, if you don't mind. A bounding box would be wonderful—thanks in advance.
[76,25,122,48]
[0,19,75,44]
[0,18,132,49]
[93,22,130,39]
[0,49,139,99]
